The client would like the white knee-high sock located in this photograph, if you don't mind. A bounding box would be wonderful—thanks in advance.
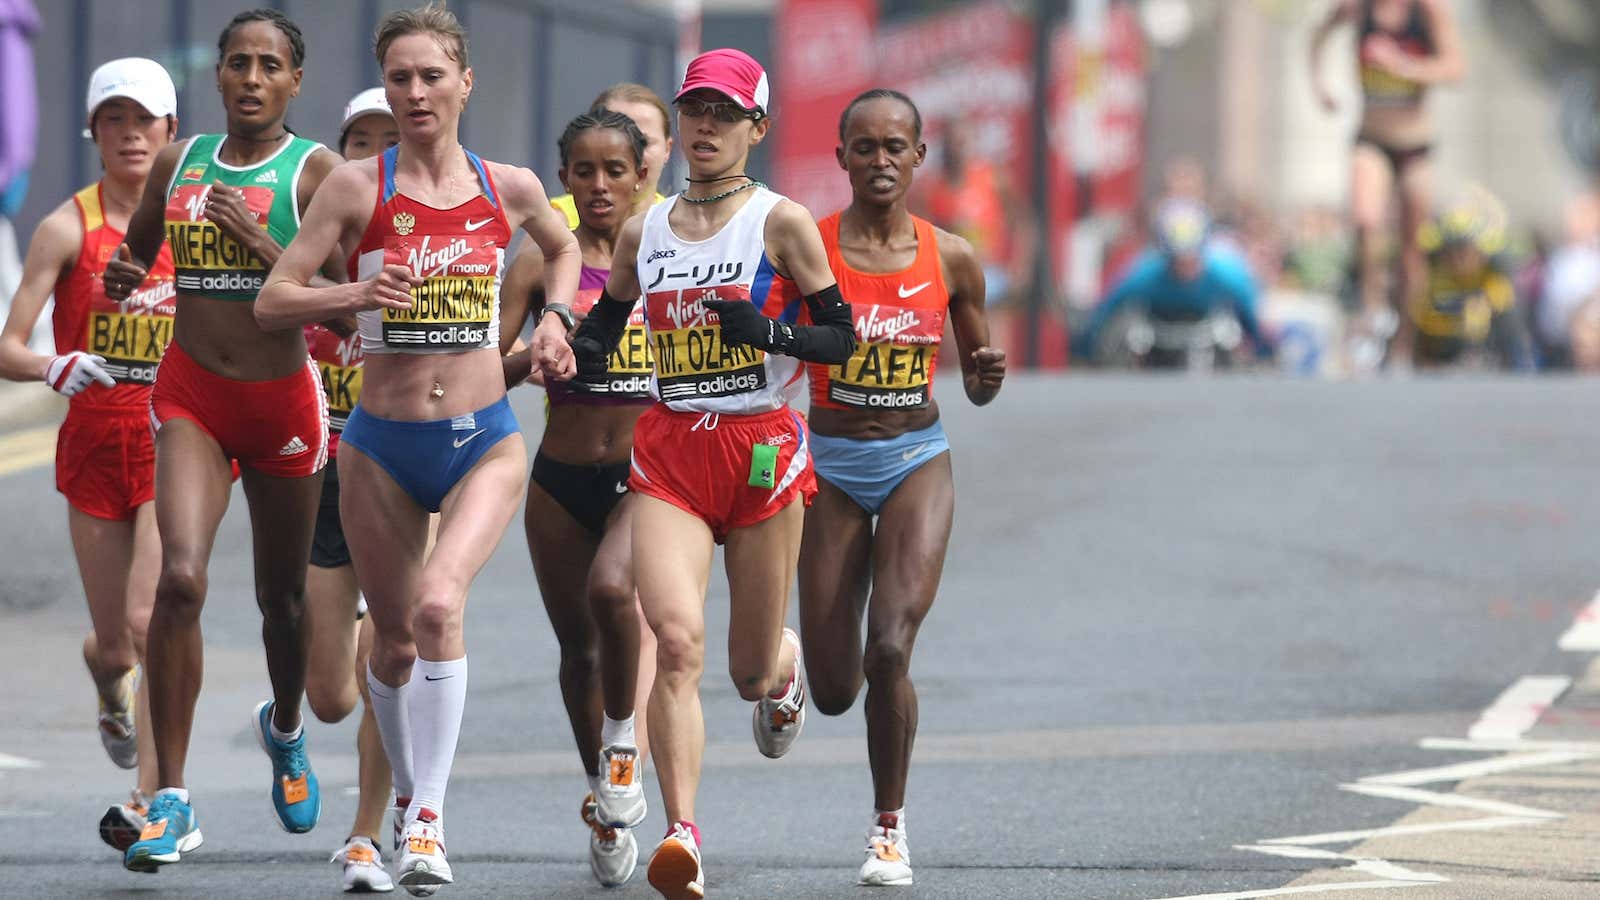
[366,663,416,801]
[407,656,467,821]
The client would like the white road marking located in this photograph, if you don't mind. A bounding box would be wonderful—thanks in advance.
[1145,879,1426,899]
[1465,675,1570,742]
[1421,736,1600,753]
[1349,859,1447,883]
[1357,750,1594,786]
[1557,590,1600,651]
[0,752,40,769]
[1234,845,1349,861]
[1339,782,1562,819]
[1259,814,1546,846]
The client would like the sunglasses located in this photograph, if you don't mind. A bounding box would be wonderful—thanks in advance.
[676,97,760,124]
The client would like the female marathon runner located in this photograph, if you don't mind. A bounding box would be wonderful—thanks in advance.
[105,9,345,872]
[1311,0,1464,368]
[551,83,674,229]
[0,57,177,852]
[798,89,1004,888]
[305,87,400,894]
[534,48,858,900]
[257,6,581,893]
[500,109,655,888]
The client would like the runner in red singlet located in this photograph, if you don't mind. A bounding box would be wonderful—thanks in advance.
[500,108,655,888]
[258,7,581,892]
[798,89,1004,888]
[0,57,177,853]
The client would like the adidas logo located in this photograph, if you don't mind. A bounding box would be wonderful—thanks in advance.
[278,436,308,456]
[255,169,279,184]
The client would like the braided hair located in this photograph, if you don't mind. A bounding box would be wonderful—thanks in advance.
[558,108,648,169]
[218,8,306,68]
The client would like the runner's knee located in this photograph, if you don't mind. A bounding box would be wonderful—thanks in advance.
[155,558,207,621]
[652,622,703,680]
[810,667,863,716]
[371,635,417,681]
[412,591,463,645]
[863,635,913,685]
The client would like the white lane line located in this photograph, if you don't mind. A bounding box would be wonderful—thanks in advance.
[1358,750,1593,786]
[1349,859,1447,883]
[1235,845,1350,861]
[1558,591,1600,651]
[1340,782,1562,819]
[1259,814,1545,846]
[1422,736,1600,753]
[1145,879,1427,899]
[0,752,40,769]
[1466,676,1570,742]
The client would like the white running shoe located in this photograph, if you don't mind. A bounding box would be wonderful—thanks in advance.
[647,822,704,899]
[581,793,638,887]
[593,743,646,827]
[98,790,148,851]
[752,627,806,759]
[391,796,410,853]
[396,809,452,896]
[333,835,395,893]
[97,666,139,769]
[857,814,913,886]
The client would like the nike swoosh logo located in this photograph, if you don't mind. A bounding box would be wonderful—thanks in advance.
[900,443,927,461]
[614,482,629,494]
[453,430,485,448]
[423,674,453,681]
[897,281,932,299]
[463,217,493,232]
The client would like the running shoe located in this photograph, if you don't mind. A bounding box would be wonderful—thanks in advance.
[752,627,807,759]
[647,822,704,899]
[392,795,411,852]
[333,835,395,893]
[593,742,646,827]
[396,808,452,895]
[98,790,148,851]
[123,791,202,872]
[97,666,139,769]
[857,813,913,886]
[582,792,638,887]
[251,699,322,833]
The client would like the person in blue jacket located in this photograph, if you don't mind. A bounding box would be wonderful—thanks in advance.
[1082,200,1270,365]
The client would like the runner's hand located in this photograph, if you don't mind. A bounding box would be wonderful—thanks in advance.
[356,264,423,312]
[103,244,146,301]
[203,182,265,248]
[534,313,578,380]
[973,346,1007,389]
[44,351,116,396]
[702,297,778,351]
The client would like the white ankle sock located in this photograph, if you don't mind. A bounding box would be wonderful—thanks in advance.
[601,713,636,748]
[269,715,303,745]
[366,663,416,800]
[407,656,467,819]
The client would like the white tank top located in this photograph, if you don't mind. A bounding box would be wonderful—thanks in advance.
[637,187,804,415]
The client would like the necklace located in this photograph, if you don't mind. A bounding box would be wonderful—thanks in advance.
[682,179,764,204]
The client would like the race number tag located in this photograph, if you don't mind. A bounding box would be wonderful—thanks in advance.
[570,288,653,398]
[646,285,768,402]
[380,235,500,350]
[164,184,273,294]
[829,303,944,410]
[87,267,176,385]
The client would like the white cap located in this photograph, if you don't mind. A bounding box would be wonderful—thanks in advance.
[86,57,177,120]
[340,88,394,138]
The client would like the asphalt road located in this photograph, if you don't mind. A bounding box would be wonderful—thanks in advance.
[2,373,1597,899]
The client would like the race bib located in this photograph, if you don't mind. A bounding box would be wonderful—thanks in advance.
[306,326,363,431]
[164,184,273,294]
[570,288,653,398]
[381,235,500,350]
[829,303,944,409]
[646,285,768,402]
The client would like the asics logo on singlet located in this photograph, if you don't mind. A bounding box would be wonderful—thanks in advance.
[645,248,676,264]
[857,305,924,342]
[463,217,493,232]
[897,281,931,299]
[254,169,279,184]
[406,235,473,277]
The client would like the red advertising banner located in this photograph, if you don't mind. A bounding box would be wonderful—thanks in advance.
[772,0,878,217]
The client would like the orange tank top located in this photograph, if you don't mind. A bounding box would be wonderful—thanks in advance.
[53,182,177,409]
[807,212,947,412]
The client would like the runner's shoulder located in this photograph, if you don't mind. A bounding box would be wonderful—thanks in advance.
[32,198,87,258]
[930,222,981,289]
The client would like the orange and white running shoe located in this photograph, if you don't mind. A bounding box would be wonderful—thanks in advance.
[97,666,139,769]
[647,822,704,899]
[396,808,451,896]
[594,742,647,827]
[752,627,806,759]
[858,813,913,886]
[582,792,638,886]
[98,790,148,851]
[332,835,395,893]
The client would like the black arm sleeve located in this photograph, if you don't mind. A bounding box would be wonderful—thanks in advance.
[568,290,634,374]
[768,284,857,364]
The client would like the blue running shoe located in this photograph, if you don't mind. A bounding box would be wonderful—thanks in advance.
[252,699,322,833]
[123,791,202,872]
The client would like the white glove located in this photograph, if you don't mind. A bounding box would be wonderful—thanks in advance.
[44,351,116,397]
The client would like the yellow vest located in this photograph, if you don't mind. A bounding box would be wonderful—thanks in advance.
[550,191,666,230]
